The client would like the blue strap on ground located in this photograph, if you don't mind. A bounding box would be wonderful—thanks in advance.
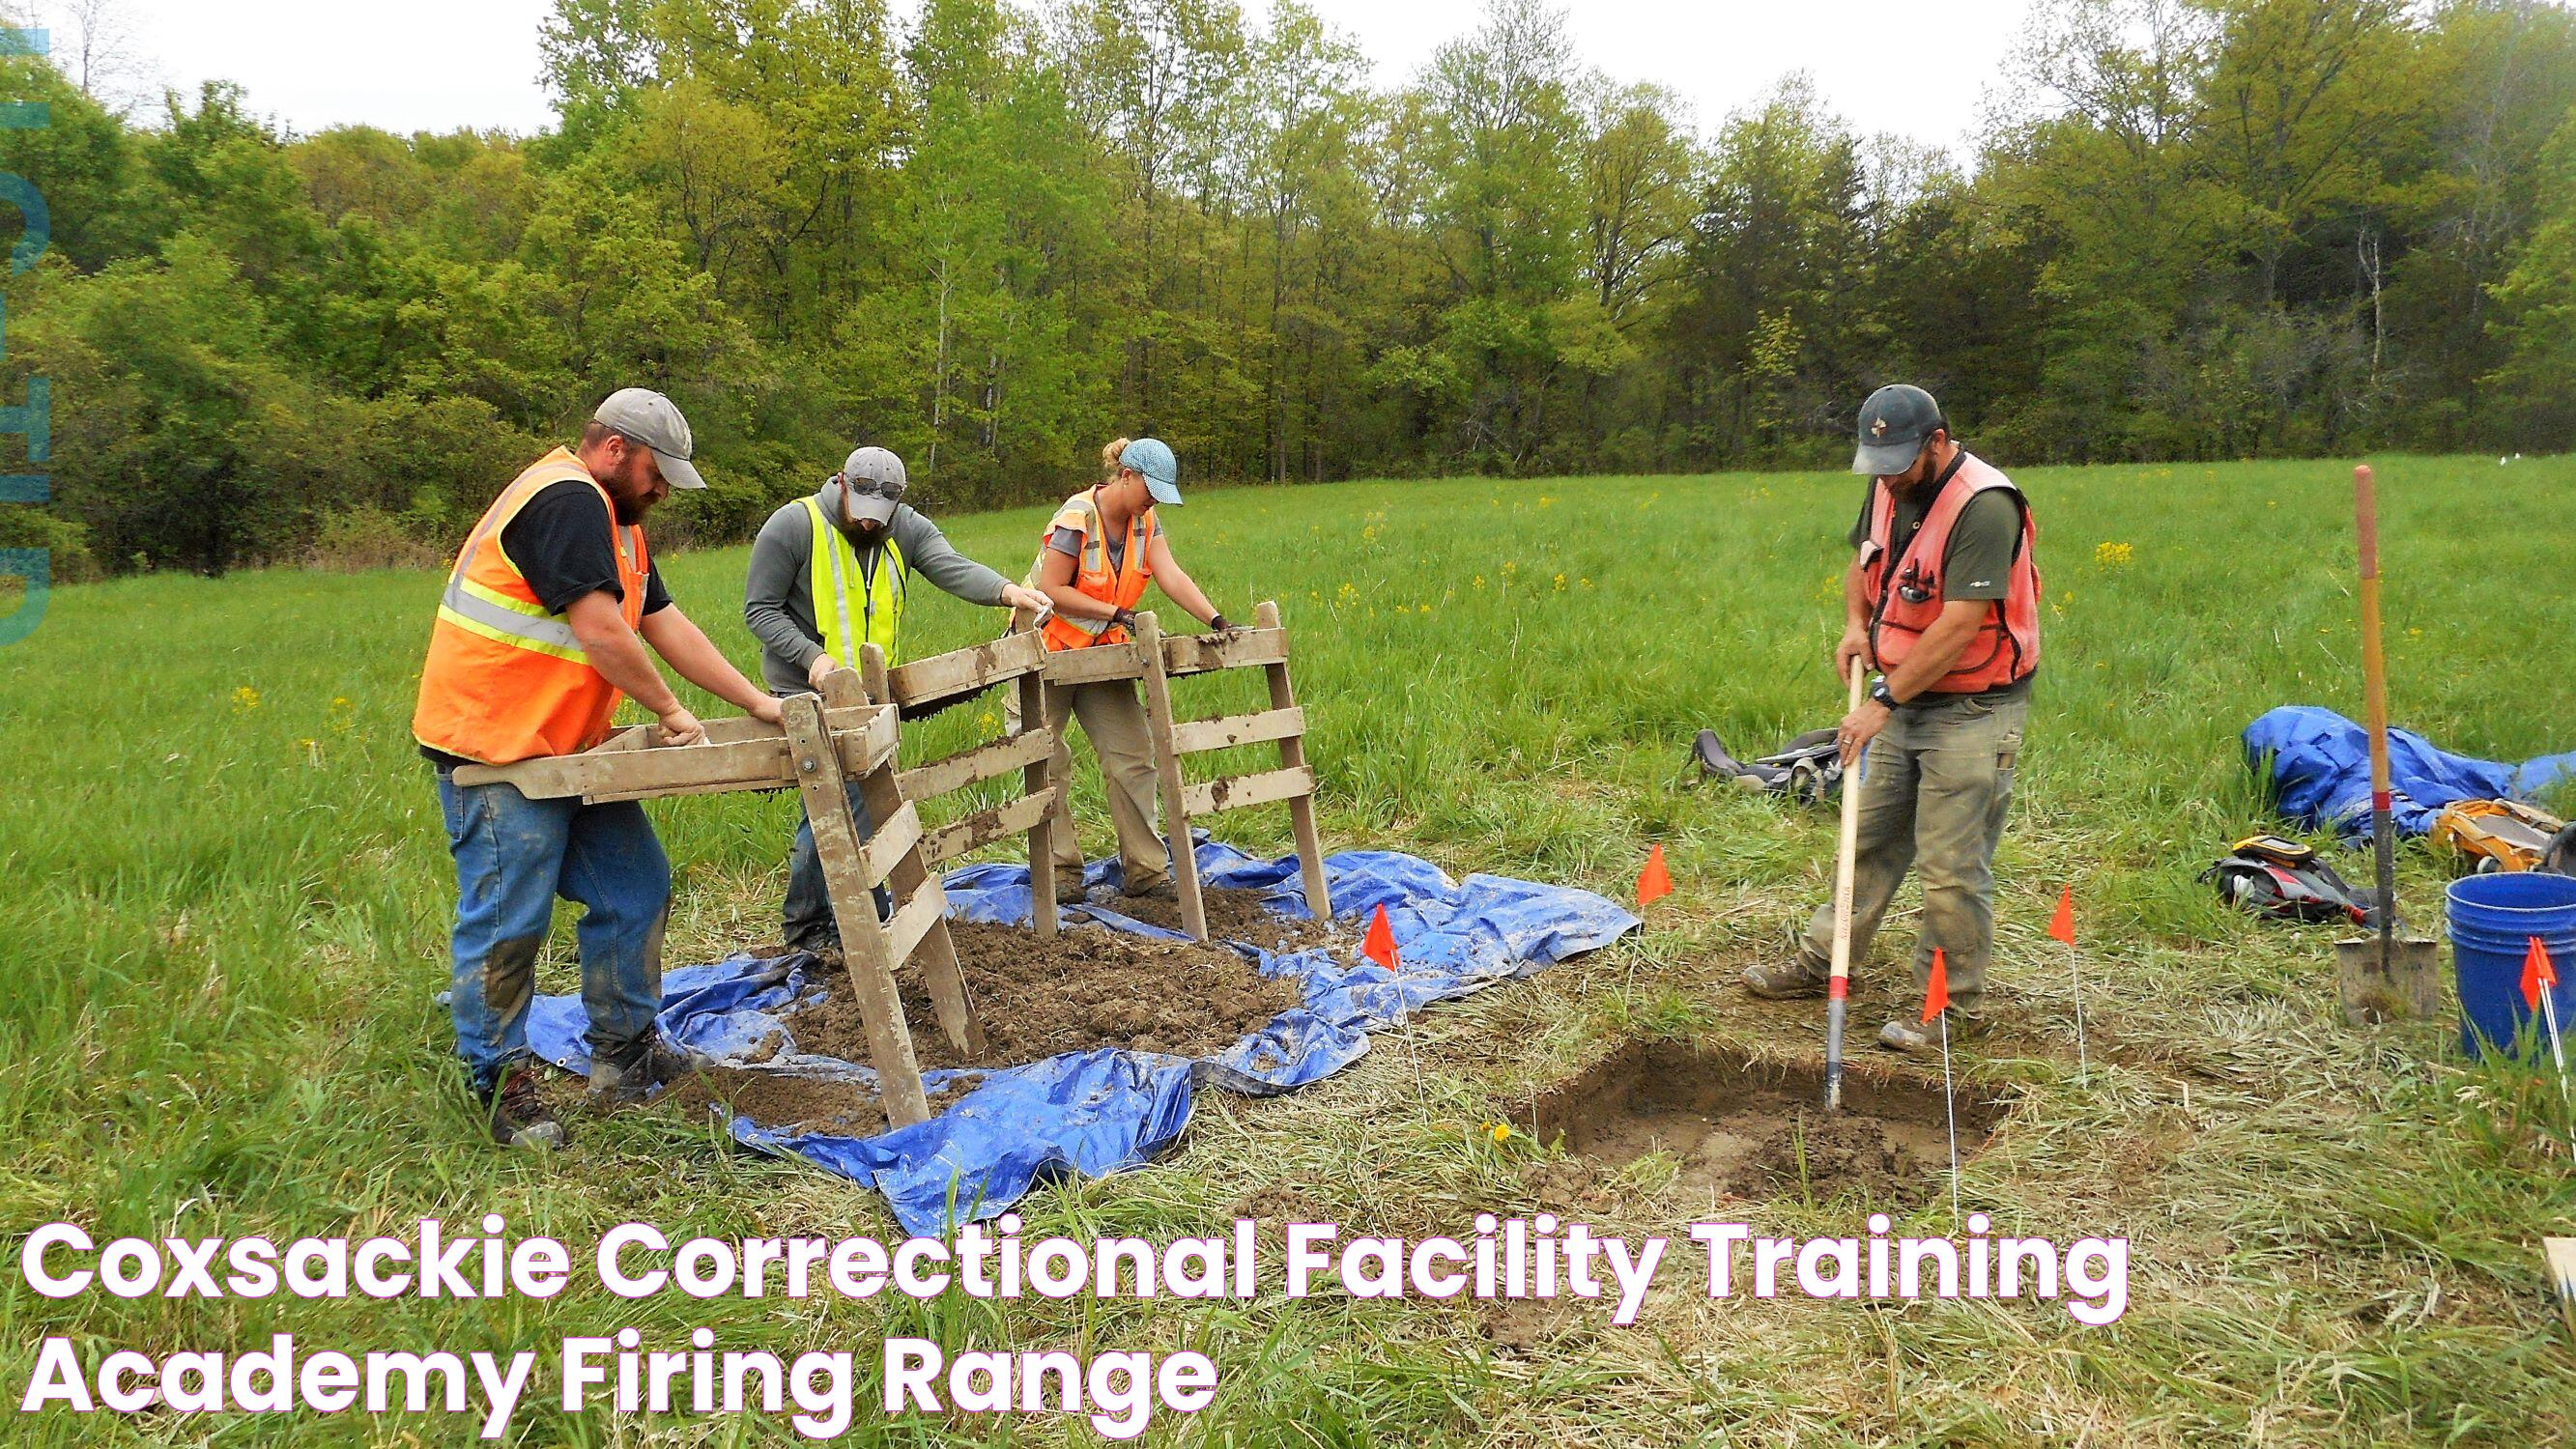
[525,842,1639,1236]
[2244,705,2575,838]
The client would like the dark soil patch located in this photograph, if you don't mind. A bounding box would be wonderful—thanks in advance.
[793,919,1302,1070]
[1519,1038,2009,1210]
[1095,886,1336,954]
[658,1065,966,1139]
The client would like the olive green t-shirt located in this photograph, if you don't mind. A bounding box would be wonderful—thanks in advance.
[1847,476,2022,602]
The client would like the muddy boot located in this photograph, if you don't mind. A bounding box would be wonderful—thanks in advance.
[1123,878,1179,903]
[587,1035,710,1109]
[1875,1014,1989,1055]
[1055,870,1092,905]
[485,1066,566,1151]
[1740,958,1831,1000]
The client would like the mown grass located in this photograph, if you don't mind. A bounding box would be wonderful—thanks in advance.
[2,454,2573,1444]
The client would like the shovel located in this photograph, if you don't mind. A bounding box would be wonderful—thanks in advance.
[2339,463,2439,1024]
[1824,657,1865,1110]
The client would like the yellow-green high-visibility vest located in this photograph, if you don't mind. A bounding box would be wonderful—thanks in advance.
[801,497,907,667]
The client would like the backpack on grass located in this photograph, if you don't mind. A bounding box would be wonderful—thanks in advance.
[1685,727,1843,804]
[2199,835,2376,926]
[2430,798,2567,874]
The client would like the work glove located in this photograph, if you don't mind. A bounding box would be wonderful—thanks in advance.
[1207,613,1233,634]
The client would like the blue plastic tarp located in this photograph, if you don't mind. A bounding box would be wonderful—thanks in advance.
[527,842,1640,1235]
[2244,705,2576,838]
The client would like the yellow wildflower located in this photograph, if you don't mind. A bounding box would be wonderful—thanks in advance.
[232,687,261,713]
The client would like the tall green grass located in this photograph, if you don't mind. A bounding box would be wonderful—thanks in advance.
[1,455,2571,1443]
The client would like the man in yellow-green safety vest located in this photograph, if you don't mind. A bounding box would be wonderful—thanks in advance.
[744,444,1050,952]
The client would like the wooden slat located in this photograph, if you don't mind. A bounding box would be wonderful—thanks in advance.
[897,727,1054,801]
[883,631,1045,706]
[1160,627,1288,677]
[1167,705,1305,756]
[853,800,923,890]
[1041,640,1147,686]
[919,789,1057,867]
[1256,599,1331,921]
[1181,764,1316,816]
[883,877,950,970]
[453,704,890,800]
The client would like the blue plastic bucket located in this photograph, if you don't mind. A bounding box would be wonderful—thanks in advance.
[2447,871,2576,1059]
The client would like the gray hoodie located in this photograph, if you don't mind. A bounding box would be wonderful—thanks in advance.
[743,482,1012,695]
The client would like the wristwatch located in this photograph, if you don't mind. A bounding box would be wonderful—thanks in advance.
[1870,676,1900,710]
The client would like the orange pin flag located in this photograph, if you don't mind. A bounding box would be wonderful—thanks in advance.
[2049,884,2076,945]
[1636,844,1673,907]
[1921,947,1950,1023]
[2052,884,2091,1083]
[1363,903,1399,972]
[2523,936,2561,1010]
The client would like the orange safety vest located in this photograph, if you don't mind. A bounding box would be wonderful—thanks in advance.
[1035,487,1156,652]
[413,447,651,765]
[1860,450,2041,695]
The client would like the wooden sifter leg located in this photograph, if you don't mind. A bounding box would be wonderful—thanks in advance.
[844,653,986,1059]
[1133,611,1209,942]
[780,693,931,1128]
[1256,599,1332,922]
[1018,665,1060,941]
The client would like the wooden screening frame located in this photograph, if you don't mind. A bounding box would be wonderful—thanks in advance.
[850,630,1063,942]
[449,675,967,1129]
[1039,598,1328,941]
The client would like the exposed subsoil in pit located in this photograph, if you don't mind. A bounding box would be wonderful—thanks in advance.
[1520,1038,2010,1211]
[658,1066,967,1139]
[1092,886,1337,955]
[794,919,1302,1070]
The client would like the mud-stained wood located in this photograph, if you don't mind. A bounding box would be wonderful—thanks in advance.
[919,789,1057,867]
[1256,600,1332,921]
[883,630,1045,705]
[853,800,923,890]
[1181,763,1316,817]
[455,704,892,801]
[834,665,987,1060]
[1041,640,1149,686]
[780,694,931,1128]
[1018,664,1060,941]
[1167,705,1306,756]
[897,728,1055,801]
[1160,627,1287,677]
[1134,611,1210,941]
[883,877,950,973]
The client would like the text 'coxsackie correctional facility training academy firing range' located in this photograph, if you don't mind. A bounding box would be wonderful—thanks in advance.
[9,4,2576,1444]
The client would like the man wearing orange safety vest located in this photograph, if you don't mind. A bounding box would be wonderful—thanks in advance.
[1742,384,2041,1052]
[415,388,784,1150]
[1025,437,1234,905]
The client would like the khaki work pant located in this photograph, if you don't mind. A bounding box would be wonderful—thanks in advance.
[1043,679,1170,892]
[1798,691,2029,1018]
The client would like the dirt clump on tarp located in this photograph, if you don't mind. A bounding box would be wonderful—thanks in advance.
[657,1065,965,1140]
[794,919,1301,1070]
[1096,886,1336,954]
[1518,1037,2008,1211]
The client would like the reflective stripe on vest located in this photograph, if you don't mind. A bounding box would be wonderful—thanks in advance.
[802,496,906,668]
[412,448,649,764]
[1035,489,1154,652]
[1861,450,2042,695]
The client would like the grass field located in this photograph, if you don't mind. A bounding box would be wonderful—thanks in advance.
[4,455,2575,1445]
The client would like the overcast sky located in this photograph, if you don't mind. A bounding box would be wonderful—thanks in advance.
[81,0,2039,154]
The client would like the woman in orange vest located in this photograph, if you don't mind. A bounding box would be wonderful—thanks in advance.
[415,389,784,1151]
[1028,437,1233,905]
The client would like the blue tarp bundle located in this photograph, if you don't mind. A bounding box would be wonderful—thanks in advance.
[527,841,1640,1235]
[2244,705,2576,838]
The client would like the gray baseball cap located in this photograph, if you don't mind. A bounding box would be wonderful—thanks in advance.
[593,387,705,490]
[836,445,907,525]
[1851,384,1945,476]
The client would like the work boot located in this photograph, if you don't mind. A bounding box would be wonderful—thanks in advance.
[1740,958,1831,1000]
[485,1066,566,1151]
[1123,878,1179,903]
[587,1035,709,1108]
[1054,871,1091,905]
[1875,1014,1989,1055]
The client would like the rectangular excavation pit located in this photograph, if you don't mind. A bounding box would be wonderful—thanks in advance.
[1522,1037,2011,1210]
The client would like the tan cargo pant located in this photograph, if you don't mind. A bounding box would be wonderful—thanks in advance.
[1797,691,2028,1017]
[1043,679,1170,892]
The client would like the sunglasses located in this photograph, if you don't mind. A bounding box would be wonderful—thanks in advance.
[835,473,905,500]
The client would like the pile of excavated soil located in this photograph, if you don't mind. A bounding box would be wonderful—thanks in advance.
[792,919,1302,1070]
[658,1065,964,1139]
[1519,1037,2007,1210]
[1093,886,1337,955]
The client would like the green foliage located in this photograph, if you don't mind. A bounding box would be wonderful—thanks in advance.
[3,0,2575,575]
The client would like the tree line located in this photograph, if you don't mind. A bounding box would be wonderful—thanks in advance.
[4,0,2573,578]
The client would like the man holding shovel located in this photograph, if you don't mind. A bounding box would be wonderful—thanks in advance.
[1740,384,2043,1053]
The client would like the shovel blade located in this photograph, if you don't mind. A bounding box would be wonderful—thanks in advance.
[2334,934,2443,1026]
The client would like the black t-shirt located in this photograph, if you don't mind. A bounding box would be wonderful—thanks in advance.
[421,479,671,769]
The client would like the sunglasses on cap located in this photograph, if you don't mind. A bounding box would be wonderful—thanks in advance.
[834,473,905,500]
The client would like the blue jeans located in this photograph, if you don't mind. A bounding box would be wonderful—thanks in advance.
[437,771,670,1094]
[784,781,891,947]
